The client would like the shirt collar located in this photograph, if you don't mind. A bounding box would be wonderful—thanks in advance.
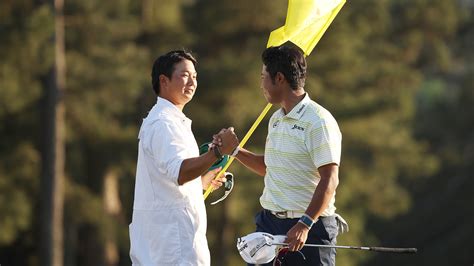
[160,96,189,117]
[279,93,311,120]
[146,97,191,123]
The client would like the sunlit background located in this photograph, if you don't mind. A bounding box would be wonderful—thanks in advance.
[0,0,473,265]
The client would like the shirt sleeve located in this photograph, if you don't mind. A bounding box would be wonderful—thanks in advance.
[147,120,188,185]
[305,117,342,169]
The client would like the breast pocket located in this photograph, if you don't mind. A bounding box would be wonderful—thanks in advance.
[147,221,182,265]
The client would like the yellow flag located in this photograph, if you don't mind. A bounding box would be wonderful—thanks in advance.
[267,0,346,56]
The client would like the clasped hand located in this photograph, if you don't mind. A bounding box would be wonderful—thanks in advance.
[212,127,239,155]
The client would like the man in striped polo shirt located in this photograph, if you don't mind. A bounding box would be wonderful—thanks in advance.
[233,45,347,265]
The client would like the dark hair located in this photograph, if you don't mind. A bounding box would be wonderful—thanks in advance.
[261,45,306,90]
[151,50,197,95]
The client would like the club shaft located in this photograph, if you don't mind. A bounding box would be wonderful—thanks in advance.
[272,243,417,253]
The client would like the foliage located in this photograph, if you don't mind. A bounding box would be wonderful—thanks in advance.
[0,0,472,265]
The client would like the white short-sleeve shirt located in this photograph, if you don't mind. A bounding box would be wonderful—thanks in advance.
[130,97,210,266]
[260,93,342,217]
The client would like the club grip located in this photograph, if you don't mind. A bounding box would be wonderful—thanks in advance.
[370,247,417,253]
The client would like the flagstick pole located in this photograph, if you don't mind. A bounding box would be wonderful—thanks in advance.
[203,103,273,199]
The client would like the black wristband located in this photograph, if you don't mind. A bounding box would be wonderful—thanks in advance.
[212,145,223,159]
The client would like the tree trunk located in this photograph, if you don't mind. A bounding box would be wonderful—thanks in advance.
[103,168,122,266]
[40,0,66,265]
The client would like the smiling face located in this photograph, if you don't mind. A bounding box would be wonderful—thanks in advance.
[159,59,197,109]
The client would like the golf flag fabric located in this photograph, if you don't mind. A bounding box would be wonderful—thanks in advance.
[267,0,346,55]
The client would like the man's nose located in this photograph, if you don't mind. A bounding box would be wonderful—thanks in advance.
[188,77,197,87]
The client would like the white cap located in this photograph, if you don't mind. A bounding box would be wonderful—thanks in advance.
[236,232,287,264]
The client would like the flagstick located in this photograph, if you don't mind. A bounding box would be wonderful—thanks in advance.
[203,103,273,199]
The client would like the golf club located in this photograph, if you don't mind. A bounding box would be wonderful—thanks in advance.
[271,242,417,253]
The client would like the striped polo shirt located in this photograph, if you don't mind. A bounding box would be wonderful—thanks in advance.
[260,93,342,217]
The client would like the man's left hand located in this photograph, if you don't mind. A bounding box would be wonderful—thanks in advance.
[285,222,310,251]
[201,167,226,190]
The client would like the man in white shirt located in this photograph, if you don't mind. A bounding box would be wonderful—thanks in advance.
[129,50,239,266]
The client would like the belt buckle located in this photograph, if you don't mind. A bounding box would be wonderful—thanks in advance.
[274,211,288,219]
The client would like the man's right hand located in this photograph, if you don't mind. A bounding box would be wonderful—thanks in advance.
[213,127,239,155]
[214,129,266,176]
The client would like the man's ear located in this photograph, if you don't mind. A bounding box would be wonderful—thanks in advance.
[275,72,286,85]
[159,74,169,89]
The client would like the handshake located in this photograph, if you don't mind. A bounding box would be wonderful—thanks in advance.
[210,127,240,158]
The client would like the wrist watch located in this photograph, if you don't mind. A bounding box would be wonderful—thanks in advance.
[298,214,315,229]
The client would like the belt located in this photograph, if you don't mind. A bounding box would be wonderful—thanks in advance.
[266,210,350,234]
[268,209,306,219]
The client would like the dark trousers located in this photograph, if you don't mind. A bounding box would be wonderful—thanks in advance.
[248,209,339,266]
